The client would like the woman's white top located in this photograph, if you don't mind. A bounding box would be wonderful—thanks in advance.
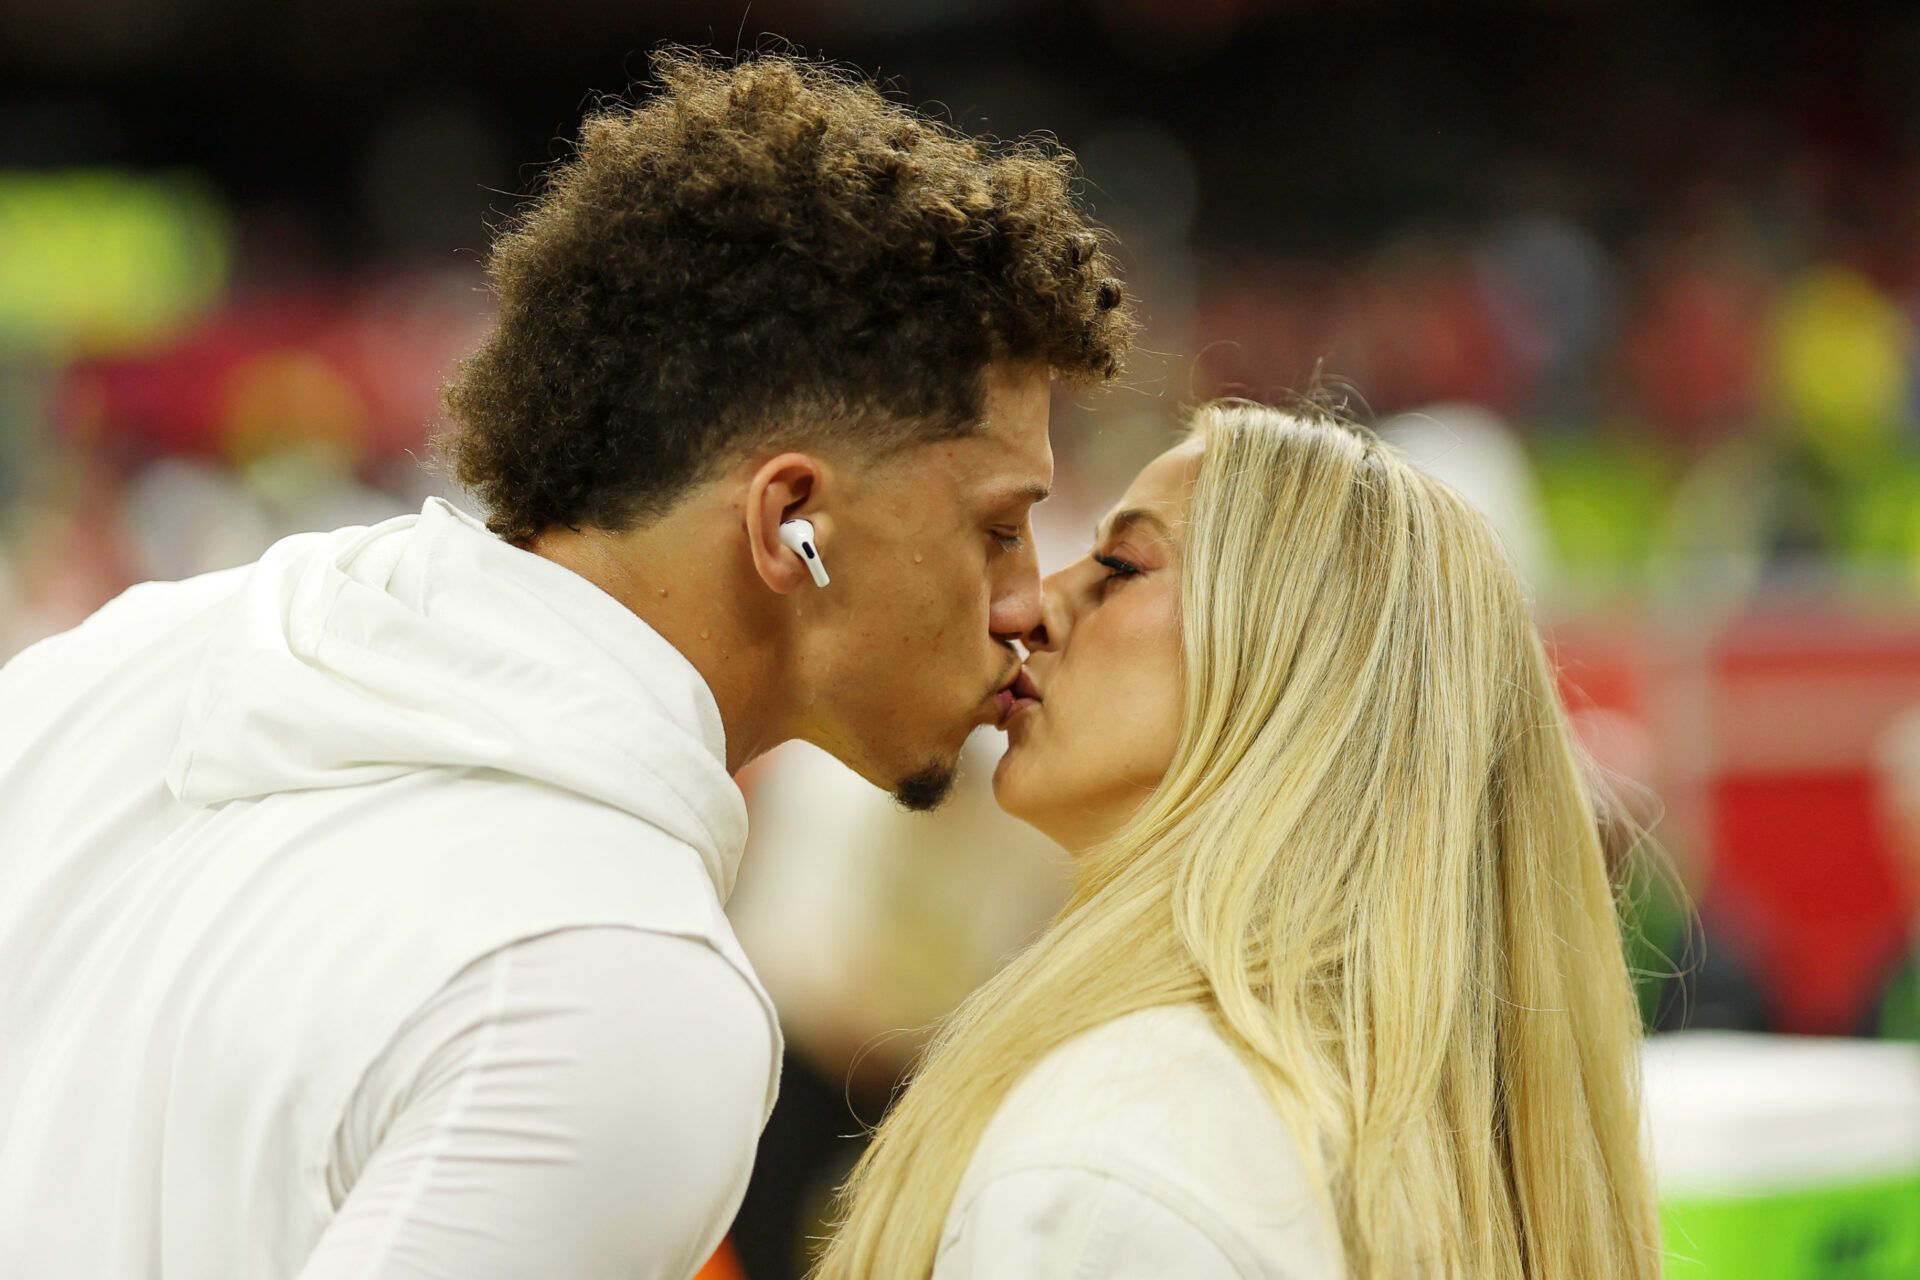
[934,1004,1346,1280]
[0,497,782,1279]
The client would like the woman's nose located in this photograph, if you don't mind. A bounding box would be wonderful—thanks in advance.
[1021,570,1070,653]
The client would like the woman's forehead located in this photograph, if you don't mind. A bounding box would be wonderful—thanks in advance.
[1119,437,1204,511]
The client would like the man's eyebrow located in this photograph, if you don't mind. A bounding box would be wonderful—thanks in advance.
[983,481,1052,510]
[1095,507,1172,544]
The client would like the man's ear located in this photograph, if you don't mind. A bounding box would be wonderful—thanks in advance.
[744,452,832,595]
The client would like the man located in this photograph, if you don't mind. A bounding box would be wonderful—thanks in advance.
[0,50,1132,1279]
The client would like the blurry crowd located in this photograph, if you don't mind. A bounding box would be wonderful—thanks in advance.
[9,113,1920,649]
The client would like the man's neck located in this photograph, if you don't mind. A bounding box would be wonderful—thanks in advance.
[521,520,788,775]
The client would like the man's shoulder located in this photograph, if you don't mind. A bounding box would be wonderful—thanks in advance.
[502,927,775,1049]
[450,927,781,1152]
[482,927,778,1089]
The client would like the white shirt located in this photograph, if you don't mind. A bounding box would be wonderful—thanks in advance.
[302,927,771,1279]
[0,497,781,1278]
[935,1004,1346,1280]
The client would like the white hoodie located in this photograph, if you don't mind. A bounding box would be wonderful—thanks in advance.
[0,496,782,1277]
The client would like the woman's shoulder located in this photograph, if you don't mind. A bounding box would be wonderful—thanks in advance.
[985,1004,1270,1136]
[943,1003,1344,1279]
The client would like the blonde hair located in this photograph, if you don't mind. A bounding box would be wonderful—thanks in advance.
[813,400,1663,1279]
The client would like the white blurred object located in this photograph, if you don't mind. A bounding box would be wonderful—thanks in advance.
[121,456,277,582]
[0,550,29,661]
[1381,403,1554,593]
[1877,705,1920,823]
[1642,1031,1920,1196]
[241,444,408,540]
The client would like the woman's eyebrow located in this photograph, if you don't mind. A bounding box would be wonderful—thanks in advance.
[1094,507,1171,544]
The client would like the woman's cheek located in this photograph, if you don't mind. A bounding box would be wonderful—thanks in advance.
[1109,594,1183,780]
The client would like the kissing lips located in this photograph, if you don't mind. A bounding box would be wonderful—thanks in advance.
[997,668,1044,728]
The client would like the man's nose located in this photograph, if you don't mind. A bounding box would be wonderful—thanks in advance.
[988,558,1044,648]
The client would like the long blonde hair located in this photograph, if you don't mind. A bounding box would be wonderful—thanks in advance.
[814,400,1663,1279]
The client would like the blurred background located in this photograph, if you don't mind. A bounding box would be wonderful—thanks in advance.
[4,2,1918,1276]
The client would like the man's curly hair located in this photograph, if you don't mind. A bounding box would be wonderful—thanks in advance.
[431,49,1137,544]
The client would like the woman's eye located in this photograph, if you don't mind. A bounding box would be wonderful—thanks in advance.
[1093,552,1141,585]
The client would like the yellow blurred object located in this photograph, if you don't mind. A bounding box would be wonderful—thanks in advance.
[1769,266,1912,471]
[0,169,228,355]
[218,348,369,467]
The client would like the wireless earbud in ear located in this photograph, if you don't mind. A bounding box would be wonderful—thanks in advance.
[777,518,830,588]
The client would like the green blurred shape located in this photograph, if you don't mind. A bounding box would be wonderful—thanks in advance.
[1872,953,1920,1043]
[1660,1170,1920,1279]
[1533,432,1675,583]
[1617,851,1689,1030]
[1834,452,1920,585]
[0,169,229,354]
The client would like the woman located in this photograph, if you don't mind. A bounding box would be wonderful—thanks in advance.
[815,400,1662,1278]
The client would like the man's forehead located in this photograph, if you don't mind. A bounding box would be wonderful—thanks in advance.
[963,424,1053,509]
[902,362,1049,506]
[966,407,1053,506]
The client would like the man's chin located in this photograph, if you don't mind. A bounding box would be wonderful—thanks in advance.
[891,758,960,812]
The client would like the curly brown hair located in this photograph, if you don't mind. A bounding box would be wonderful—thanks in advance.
[431,48,1137,544]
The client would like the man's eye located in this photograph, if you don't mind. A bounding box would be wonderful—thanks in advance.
[993,530,1026,553]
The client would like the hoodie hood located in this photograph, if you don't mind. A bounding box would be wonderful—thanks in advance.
[164,497,748,898]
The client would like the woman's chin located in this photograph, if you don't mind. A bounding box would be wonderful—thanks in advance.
[991,758,1067,849]
[990,737,1038,821]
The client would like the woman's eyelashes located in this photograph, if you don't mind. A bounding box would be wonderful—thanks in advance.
[1093,552,1142,587]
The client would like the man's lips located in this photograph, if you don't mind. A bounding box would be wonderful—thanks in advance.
[994,668,1044,727]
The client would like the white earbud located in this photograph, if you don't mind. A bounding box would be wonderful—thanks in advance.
[777,518,830,588]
